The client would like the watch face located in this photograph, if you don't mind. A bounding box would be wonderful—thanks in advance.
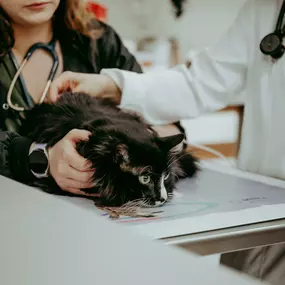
[29,149,49,175]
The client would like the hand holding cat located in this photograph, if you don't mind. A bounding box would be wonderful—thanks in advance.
[48,129,96,195]
[48,71,121,104]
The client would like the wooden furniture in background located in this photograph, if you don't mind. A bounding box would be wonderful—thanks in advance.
[188,105,244,160]
[153,104,244,160]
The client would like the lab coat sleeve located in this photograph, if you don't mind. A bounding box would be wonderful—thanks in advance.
[101,0,255,125]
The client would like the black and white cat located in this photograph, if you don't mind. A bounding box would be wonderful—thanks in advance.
[20,92,198,207]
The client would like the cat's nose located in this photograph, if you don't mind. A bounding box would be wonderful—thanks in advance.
[155,198,167,207]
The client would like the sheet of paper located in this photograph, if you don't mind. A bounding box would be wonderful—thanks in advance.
[65,166,285,239]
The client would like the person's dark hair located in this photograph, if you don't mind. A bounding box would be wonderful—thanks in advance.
[0,0,102,57]
[0,9,14,57]
[171,0,187,18]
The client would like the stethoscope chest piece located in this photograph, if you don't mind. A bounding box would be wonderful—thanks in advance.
[260,32,285,59]
[260,0,285,60]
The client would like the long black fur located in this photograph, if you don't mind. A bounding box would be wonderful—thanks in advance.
[20,92,198,206]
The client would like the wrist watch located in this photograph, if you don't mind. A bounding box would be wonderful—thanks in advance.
[28,143,49,179]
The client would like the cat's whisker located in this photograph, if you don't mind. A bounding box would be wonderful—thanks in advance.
[167,154,184,168]
[167,153,178,163]
[167,152,193,171]
[120,199,145,209]
[102,198,152,218]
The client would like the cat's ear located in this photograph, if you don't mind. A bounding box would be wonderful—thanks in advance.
[116,144,130,163]
[155,133,185,152]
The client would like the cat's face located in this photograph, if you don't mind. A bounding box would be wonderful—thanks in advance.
[79,132,185,207]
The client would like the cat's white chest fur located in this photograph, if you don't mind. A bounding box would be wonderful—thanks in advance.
[155,174,168,207]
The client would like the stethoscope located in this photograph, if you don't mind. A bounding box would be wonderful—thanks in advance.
[3,37,59,112]
[260,0,285,60]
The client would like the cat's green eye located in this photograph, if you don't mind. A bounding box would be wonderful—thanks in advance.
[139,175,151,185]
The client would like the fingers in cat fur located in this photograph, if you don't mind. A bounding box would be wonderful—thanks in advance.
[62,187,88,196]
[65,148,93,171]
[66,167,94,183]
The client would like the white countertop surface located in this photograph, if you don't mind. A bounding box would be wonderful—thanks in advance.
[0,174,266,285]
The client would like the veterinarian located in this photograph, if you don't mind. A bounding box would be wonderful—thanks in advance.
[0,0,144,195]
[48,0,285,284]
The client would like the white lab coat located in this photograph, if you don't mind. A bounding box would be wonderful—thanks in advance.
[101,0,285,180]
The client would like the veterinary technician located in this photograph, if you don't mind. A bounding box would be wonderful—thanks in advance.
[0,0,143,195]
[49,0,285,284]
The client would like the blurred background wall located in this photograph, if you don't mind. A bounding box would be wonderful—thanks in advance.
[102,0,246,60]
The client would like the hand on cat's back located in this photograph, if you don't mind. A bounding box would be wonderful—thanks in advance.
[48,71,121,104]
[48,129,95,195]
